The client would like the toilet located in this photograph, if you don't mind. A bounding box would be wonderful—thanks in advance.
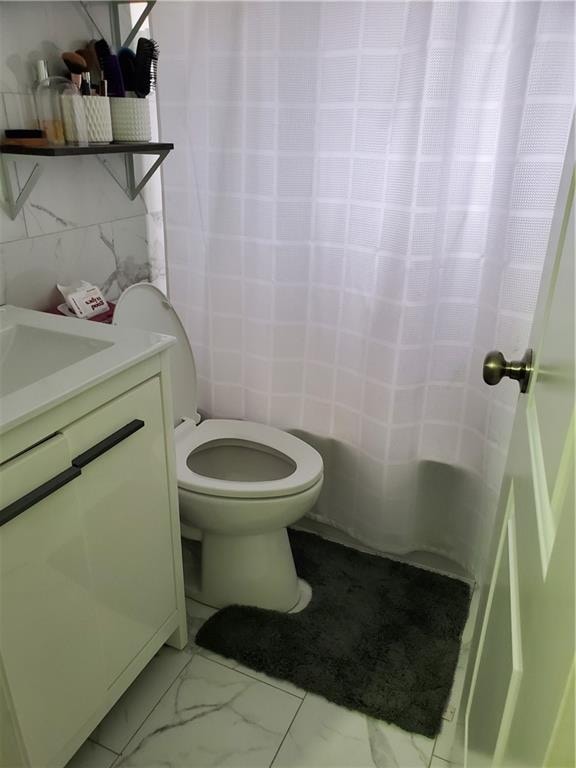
[114,283,323,612]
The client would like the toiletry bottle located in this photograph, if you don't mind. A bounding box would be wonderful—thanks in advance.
[34,63,66,145]
[35,59,49,85]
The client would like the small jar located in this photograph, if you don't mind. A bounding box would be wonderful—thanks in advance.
[83,96,113,143]
[60,83,88,145]
[109,97,151,142]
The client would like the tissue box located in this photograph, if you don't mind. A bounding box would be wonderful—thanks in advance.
[48,302,116,324]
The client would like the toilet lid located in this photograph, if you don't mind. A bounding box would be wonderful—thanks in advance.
[114,283,199,424]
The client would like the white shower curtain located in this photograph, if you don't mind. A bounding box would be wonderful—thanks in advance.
[154,1,574,576]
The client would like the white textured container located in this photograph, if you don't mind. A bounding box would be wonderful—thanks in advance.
[61,95,112,144]
[110,97,151,142]
[61,94,87,144]
[84,96,113,143]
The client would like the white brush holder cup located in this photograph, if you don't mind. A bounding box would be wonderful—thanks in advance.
[84,96,113,143]
[61,94,87,144]
[110,97,151,142]
[61,95,112,144]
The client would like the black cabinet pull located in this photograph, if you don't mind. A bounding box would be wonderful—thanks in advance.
[0,420,145,528]
[0,465,82,528]
[72,419,145,469]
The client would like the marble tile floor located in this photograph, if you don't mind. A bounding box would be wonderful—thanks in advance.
[67,591,477,768]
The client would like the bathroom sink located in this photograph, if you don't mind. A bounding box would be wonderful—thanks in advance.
[0,324,113,397]
[0,305,175,434]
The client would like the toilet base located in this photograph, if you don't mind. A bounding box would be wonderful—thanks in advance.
[200,527,300,611]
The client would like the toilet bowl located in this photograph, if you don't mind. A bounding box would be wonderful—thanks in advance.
[114,283,323,611]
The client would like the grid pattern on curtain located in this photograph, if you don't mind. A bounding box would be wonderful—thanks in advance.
[155,1,574,575]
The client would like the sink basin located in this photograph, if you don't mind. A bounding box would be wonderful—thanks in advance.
[0,324,113,396]
[0,305,175,435]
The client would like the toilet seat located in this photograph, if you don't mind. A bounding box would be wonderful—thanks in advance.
[114,283,323,502]
[175,418,323,499]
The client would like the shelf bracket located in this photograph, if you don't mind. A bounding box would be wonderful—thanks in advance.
[122,1,156,48]
[107,1,156,50]
[123,149,169,201]
[0,155,43,220]
[78,2,156,51]
[78,2,107,42]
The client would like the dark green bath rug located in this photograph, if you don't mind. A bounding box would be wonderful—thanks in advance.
[196,529,471,739]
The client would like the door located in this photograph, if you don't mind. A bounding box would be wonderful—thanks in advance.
[462,126,575,767]
[62,377,177,686]
[0,433,106,767]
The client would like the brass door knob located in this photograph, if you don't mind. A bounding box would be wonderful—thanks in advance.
[483,349,533,393]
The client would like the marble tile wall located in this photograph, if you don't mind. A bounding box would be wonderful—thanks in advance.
[0,2,166,311]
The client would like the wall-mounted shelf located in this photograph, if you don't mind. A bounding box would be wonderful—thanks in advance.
[0,142,173,219]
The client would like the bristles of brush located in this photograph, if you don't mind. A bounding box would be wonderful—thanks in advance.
[61,51,88,75]
[92,36,157,98]
[134,37,159,98]
[149,39,159,92]
[76,44,101,84]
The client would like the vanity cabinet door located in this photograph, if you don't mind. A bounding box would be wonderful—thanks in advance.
[63,377,177,686]
[0,433,106,767]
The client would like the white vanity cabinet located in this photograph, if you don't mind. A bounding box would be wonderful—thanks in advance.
[0,347,187,768]
[62,378,177,686]
[0,434,106,767]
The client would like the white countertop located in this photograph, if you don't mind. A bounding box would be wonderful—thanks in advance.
[0,305,175,435]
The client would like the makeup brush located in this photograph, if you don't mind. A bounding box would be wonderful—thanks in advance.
[61,51,87,89]
[76,42,101,86]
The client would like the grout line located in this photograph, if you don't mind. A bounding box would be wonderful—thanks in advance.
[86,739,120,756]
[429,755,451,767]
[110,649,304,768]
[91,650,196,756]
[1,212,152,246]
[268,693,307,768]
[186,595,306,699]
[195,648,305,700]
[103,650,199,763]
[185,592,216,612]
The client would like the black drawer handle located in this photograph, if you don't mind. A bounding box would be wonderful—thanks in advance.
[0,465,82,528]
[72,419,145,469]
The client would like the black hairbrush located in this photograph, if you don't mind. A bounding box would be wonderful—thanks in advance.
[134,37,159,98]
